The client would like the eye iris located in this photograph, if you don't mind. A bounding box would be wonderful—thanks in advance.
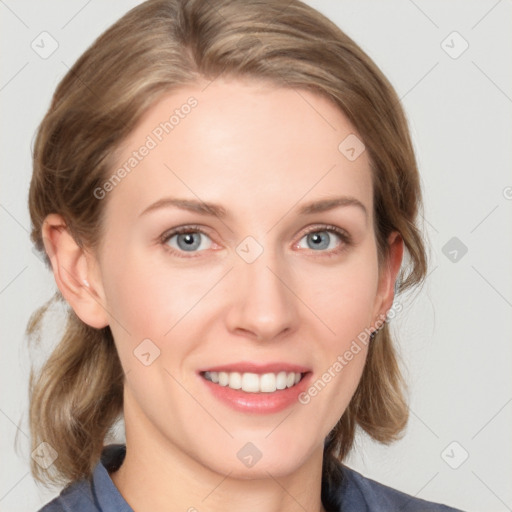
[177,233,201,251]
[169,229,339,253]
[308,231,330,250]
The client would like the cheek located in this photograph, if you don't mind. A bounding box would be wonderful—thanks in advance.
[101,249,218,369]
[99,248,174,368]
[307,249,380,337]
[102,247,180,329]
[102,233,380,368]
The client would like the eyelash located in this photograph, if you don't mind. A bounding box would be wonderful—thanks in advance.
[159,224,352,259]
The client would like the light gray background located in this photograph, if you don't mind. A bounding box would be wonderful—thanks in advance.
[1,1,511,511]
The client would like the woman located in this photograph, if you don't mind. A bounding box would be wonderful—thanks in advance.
[27,0,464,510]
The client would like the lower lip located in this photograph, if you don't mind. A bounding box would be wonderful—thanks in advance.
[198,372,312,414]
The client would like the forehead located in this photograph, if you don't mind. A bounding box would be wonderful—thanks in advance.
[103,77,373,226]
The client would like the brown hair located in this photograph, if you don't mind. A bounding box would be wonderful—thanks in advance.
[27,0,428,494]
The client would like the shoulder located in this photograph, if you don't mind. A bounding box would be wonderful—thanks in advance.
[36,444,129,512]
[336,464,465,512]
[36,478,97,512]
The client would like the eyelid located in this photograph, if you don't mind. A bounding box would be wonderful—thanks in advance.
[295,223,352,256]
[159,224,211,242]
[300,223,350,239]
[159,223,352,258]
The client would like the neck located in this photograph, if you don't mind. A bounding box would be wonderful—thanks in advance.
[111,406,327,512]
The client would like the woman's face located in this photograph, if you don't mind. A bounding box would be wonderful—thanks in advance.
[90,77,401,477]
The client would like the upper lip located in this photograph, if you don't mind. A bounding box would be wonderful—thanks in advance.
[198,361,311,375]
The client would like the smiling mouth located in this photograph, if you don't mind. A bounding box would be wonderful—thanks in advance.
[200,370,307,393]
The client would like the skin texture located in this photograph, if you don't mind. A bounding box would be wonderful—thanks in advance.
[43,77,403,512]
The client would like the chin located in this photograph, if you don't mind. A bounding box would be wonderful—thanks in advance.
[197,440,317,480]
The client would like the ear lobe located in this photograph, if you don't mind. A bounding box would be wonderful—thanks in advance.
[41,213,109,329]
[374,231,404,320]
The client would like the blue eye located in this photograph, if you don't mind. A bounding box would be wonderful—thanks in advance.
[160,224,351,258]
[162,227,213,254]
[299,230,340,251]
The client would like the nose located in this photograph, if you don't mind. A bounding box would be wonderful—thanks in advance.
[225,247,299,342]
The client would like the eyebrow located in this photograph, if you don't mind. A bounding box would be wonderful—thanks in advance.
[139,195,368,220]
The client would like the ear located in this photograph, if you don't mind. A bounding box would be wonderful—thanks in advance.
[372,231,404,323]
[41,213,109,329]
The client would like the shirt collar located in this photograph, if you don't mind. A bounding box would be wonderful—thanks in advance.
[92,445,133,512]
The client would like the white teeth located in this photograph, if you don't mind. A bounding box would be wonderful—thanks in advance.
[276,371,287,390]
[242,373,260,392]
[260,373,275,392]
[229,372,242,390]
[203,371,304,393]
